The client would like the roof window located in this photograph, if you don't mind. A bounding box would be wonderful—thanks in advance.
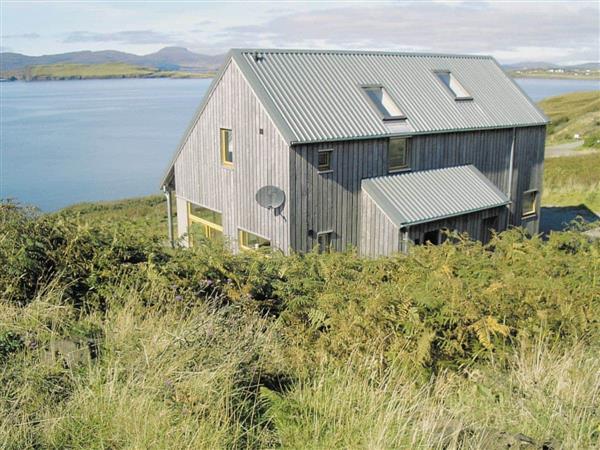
[434,71,472,101]
[362,86,406,120]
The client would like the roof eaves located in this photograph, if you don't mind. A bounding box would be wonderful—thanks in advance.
[400,201,510,227]
[159,51,235,188]
[288,121,549,145]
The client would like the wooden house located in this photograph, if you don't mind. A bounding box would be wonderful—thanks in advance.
[161,49,547,255]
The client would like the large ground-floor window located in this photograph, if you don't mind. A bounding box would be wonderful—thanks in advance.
[239,229,270,251]
[188,202,223,246]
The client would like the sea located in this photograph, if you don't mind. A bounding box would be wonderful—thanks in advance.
[1,77,599,211]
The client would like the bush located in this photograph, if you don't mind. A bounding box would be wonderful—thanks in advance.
[1,202,599,448]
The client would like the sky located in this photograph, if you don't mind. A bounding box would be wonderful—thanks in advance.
[1,0,599,65]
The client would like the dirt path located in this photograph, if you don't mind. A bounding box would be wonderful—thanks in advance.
[545,141,599,158]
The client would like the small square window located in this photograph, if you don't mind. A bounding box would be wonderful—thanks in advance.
[318,150,332,172]
[434,71,472,100]
[388,138,408,172]
[220,128,233,166]
[522,190,538,217]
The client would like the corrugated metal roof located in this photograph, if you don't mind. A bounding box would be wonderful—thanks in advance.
[232,49,548,144]
[362,165,510,227]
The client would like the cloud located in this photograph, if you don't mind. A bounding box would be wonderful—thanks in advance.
[63,30,177,45]
[2,33,40,39]
[217,1,599,63]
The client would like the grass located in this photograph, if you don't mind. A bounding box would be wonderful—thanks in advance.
[56,195,169,240]
[1,198,599,449]
[543,152,600,211]
[2,63,215,81]
[538,91,600,148]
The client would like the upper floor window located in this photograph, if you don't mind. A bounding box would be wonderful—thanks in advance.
[434,71,472,101]
[362,85,406,121]
[318,150,332,172]
[239,229,271,251]
[521,190,538,218]
[220,128,233,166]
[388,138,409,172]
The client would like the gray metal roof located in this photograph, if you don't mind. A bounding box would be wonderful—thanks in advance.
[161,48,548,187]
[232,49,548,144]
[362,165,510,227]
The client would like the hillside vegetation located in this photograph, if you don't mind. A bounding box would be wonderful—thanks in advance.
[543,152,600,211]
[539,91,600,148]
[1,195,599,449]
[2,63,214,81]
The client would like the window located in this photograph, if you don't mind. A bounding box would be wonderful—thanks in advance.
[362,86,406,120]
[388,138,408,172]
[317,231,332,253]
[220,128,233,166]
[318,150,332,172]
[188,203,223,246]
[434,71,472,100]
[521,190,538,217]
[239,229,271,250]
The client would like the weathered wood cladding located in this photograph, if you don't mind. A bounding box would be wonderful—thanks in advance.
[360,191,400,256]
[289,139,388,252]
[406,206,508,245]
[410,126,545,233]
[291,126,545,253]
[360,198,507,257]
[174,61,290,252]
[511,126,546,235]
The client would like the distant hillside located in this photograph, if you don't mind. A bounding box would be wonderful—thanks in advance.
[504,61,600,71]
[0,46,225,73]
[539,91,600,148]
[2,62,214,81]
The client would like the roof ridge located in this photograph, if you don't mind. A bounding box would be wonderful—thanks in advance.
[232,48,494,60]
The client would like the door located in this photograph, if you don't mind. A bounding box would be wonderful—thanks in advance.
[481,216,498,244]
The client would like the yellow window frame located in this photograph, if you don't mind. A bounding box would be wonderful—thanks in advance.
[238,229,271,251]
[220,128,233,167]
[187,202,223,246]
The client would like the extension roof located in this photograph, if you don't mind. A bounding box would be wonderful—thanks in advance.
[362,165,510,227]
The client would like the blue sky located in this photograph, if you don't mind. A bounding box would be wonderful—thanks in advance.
[1,1,598,64]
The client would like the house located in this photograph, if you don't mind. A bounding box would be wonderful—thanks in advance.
[160,49,547,256]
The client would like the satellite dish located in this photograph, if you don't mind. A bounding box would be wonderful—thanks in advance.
[256,185,285,210]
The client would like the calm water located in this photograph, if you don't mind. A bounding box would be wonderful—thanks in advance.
[1,77,598,211]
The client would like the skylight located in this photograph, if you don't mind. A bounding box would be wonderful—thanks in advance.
[434,71,472,100]
[362,86,406,120]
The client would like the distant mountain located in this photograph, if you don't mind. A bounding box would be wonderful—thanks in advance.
[503,61,599,71]
[503,61,560,70]
[565,62,600,70]
[0,47,225,73]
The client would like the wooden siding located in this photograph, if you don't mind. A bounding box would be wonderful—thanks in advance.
[360,191,400,256]
[410,126,546,233]
[289,139,388,252]
[511,126,546,235]
[291,126,545,254]
[406,206,509,245]
[174,61,291,252]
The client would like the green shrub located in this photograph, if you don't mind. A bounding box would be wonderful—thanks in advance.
[1,201,599,448]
